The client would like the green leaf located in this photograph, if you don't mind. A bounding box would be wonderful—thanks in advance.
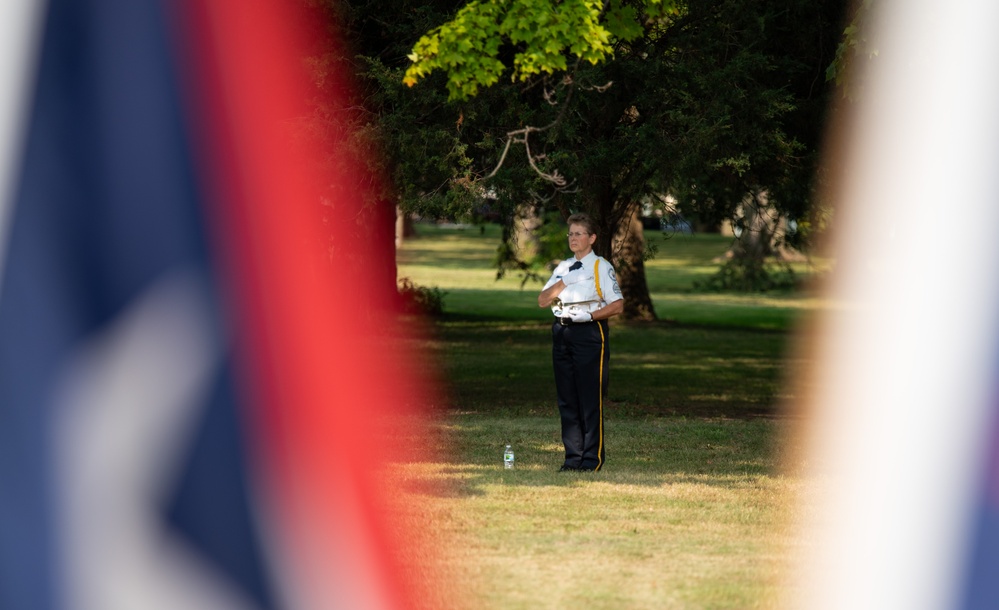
[605,3,643,41]
[402,0,677,99]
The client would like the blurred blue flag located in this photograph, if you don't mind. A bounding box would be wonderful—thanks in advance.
[0,0,276,608]
[960,416,999,608]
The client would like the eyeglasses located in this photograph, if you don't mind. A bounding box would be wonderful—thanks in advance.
[566,231,590,238]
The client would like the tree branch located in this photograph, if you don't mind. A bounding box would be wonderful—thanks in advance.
[482,65,582,191]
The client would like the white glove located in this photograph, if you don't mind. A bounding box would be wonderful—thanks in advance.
[568,310,593,323]
[562,269,588,285]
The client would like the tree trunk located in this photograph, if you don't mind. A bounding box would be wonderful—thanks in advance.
[725,188,805,263]
[587,178,658,321]
[729,189,774,267]
[612,205,657,321]
[372,198,402,310]
[395,205,415,248]
[511,203,542,262]
[711,189,807,291]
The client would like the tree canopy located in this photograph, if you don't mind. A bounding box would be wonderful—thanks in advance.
[402,0,677,99]
[338,0,845,312]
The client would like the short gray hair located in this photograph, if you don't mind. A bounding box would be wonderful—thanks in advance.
[566,213,596,235]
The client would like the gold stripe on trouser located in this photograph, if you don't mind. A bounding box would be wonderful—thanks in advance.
[596,321,605,470]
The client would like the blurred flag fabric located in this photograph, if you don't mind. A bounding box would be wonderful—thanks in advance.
[0,0,434,609]
[788,1,999,610]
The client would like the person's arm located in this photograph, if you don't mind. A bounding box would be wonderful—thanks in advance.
[538,280,565,308]
[591,257,624,320]
[590,299,624,320]
[539,261,583,307]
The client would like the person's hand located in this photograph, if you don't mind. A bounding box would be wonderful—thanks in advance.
[568,310,592,323]
[553,260,572,276]
[562,262,587,285]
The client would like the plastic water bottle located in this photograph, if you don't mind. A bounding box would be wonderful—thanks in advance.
[503,444,514,469]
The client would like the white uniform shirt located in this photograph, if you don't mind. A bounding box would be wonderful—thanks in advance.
[543,251,623,317]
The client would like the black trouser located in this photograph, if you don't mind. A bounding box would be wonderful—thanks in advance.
[552,319,609,470]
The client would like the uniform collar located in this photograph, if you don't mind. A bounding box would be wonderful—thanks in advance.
[573,251,598,265]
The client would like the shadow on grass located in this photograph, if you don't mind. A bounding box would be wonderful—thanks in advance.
[424,319,791,420]
[401,462,783,499]
[399,246,497,270]
[397,415,786,497]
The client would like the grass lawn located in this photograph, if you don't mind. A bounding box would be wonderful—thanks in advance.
[393,223,813,609]
[397,222,831,330]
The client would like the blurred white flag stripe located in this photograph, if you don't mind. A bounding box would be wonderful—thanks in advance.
[0,0,45,296]
[792,1,999,609]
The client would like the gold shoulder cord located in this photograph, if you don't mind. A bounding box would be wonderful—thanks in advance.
[594,259,603,300]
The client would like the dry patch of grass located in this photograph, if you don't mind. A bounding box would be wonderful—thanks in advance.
[383,415,802,609]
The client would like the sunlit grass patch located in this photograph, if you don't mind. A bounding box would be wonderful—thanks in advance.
[398,222,832,330]
[387,414,799,609]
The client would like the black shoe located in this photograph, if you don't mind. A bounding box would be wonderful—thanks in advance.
[558,465,580,472]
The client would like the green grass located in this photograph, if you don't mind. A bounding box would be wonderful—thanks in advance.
[392,223,808,609]
[397,222,831,330]
[431,321,791,418]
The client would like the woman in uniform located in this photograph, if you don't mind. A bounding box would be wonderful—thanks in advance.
[537,213,624,471]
